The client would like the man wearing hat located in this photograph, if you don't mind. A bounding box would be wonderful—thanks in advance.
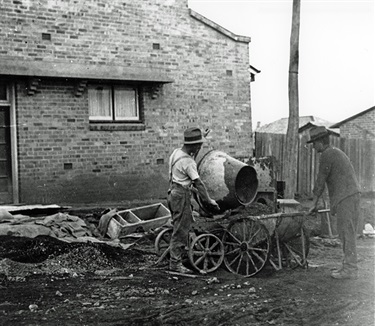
[167,127,219,274]
[308,126,361,279]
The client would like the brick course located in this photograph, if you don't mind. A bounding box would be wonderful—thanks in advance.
[1,0,254,204]
[338,109,375,140]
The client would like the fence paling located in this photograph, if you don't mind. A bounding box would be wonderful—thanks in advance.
[254,132,375,196]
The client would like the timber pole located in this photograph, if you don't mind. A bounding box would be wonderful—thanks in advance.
[285,0,301,199]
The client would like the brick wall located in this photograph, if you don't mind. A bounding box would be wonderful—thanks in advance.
[1,0,253,204]
[339,109,375,140]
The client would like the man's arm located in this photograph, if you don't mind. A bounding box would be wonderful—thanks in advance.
[193,178,219,210]
[309,153,331,214]
[308,194,321,214]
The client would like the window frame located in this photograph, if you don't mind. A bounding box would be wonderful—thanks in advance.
[88,83,142,123]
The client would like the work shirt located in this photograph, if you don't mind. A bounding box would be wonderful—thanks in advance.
[313,146,360,209]
[168,148,199,188]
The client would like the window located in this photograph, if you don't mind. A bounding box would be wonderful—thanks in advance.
[0,81,8,102]
[88,84,140,122]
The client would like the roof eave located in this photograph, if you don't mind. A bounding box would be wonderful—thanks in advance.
[189,9,251,43]
[330,106,375,128]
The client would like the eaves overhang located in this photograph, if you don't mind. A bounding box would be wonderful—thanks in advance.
[0,59,174,84]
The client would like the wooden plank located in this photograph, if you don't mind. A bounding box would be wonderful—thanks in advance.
[357,139,362,188]
[254,209,330,221]
[0,204,65,212]
[362,139,375,192]
[281,133,286,181]
[165,271,203,278]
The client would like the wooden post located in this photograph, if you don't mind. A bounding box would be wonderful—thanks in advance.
[284,0,301,199]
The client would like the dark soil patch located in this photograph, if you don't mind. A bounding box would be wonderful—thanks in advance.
[0,199,374,326]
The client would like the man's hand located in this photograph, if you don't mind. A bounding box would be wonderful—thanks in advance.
[207,199,220,212]
[308,205,318,215]
[308,196,320,216]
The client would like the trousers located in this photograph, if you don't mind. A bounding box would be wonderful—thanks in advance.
[167,183,193,265]
[336,193,360,271]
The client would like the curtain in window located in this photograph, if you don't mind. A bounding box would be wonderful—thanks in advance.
[88,86,112,120]
[114,86,138,120]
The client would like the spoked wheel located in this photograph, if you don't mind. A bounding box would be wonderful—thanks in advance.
[283,227,310,269]
[188,234,225,274]
[222,217,270,277]
[155,227,173,258]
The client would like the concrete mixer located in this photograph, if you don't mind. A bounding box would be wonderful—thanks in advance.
[155,150,311,277]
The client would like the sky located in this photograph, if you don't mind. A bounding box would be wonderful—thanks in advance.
[188,0,375,129]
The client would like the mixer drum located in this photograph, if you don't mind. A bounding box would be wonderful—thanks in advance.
[197,150,258,214]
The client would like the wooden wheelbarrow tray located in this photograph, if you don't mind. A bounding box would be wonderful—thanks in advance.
[106,203,171,239]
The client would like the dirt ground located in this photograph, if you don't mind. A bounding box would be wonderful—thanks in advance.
[0,198,374,326]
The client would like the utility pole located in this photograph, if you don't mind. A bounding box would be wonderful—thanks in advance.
[284,0,301,199]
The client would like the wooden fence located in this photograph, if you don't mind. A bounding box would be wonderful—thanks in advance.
[254,132,375,197]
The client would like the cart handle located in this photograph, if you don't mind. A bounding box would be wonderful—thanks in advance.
[254,209,330,221]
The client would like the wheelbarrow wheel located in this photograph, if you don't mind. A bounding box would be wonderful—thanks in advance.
[188,234,224,274]
[155,227,173,258]
[222,217,270,277]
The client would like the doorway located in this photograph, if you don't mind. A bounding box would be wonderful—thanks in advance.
[0,81,18,204]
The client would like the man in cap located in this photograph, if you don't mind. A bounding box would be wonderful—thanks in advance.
[308,126,361,279]
[168,127,219,274]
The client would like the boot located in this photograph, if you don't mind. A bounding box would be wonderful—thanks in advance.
[169,262,193,274]
[331,269,358,280]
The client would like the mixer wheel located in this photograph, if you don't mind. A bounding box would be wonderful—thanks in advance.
[188,234,224,273]
[222,217,270,277]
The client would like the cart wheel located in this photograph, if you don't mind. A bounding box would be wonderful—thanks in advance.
[188,234,224,273]
[223,217,270,277]
[283,227,310,269]
[155,227,173,257]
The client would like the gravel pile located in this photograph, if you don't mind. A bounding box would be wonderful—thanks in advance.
[238,202,275,216]
[0,235,146,278]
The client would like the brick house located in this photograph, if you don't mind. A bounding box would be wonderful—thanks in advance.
[0,0,255,205]
[330,106,375,140]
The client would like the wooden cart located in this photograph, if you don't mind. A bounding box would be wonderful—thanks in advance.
[155,204,325,277]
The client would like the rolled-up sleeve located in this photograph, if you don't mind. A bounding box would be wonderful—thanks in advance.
[185,161,199,181]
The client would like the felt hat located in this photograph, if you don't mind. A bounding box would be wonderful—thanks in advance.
[184,127,205,144]
[307,126,329,143]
